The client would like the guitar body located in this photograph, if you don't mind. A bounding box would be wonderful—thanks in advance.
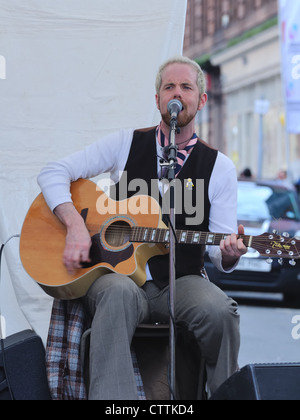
[20,179,168,300]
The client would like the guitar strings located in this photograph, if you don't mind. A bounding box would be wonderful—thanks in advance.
[86,224,297,241]
[85,224,299,253]
[86,225,295,241]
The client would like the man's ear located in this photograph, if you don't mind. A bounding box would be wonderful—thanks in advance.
[155,94,160,110]
[198,93,208,111]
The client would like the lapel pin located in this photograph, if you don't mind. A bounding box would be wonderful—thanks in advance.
[186,178,194,191]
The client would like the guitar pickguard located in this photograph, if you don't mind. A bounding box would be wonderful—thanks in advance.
[81,233,134,269]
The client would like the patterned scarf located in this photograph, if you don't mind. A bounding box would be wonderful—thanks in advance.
[156,124,198,178]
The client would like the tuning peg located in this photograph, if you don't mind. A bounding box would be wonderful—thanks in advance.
[266,258,273,265]
[278,258,284,266]
[283,232,290,238]
[289,259,297,267]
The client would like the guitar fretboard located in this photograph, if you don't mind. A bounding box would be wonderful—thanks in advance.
[130,227,252,247]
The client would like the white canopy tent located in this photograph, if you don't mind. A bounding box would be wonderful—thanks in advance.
[0,0,187,345]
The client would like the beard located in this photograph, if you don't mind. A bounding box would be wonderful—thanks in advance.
[161,109,197,128]
[160,99,200,128]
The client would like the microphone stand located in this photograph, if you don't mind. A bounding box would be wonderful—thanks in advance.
[160,116,179,400]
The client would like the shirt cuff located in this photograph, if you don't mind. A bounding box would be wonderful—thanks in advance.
[208,246,240,273]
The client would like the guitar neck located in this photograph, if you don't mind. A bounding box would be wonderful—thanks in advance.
[130,227,252,247]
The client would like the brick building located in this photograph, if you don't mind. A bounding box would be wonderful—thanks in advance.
[183,0,299,179]
[184,0,278,58]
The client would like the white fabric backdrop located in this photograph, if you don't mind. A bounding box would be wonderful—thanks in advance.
[0,0,187,344]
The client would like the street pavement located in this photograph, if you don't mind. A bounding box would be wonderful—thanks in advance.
[230,292,300,369]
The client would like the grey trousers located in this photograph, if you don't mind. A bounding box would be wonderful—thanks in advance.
[82,273,240,400]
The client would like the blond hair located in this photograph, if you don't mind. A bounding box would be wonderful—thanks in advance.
[155,56,206,96]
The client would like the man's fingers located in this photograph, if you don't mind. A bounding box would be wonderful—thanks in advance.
[238,224,245,236]
[63,244,91,275]
[222,234,238,256]
[220,229,247,257]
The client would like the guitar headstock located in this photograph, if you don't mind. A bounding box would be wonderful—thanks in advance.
[251,232,300,264]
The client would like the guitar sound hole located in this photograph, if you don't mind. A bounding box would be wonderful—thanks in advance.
[105,221,131,247]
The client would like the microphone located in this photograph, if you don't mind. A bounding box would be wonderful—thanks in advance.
[167,99,183,120]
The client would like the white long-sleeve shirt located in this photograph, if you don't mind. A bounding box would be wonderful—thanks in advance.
[38,128,239,274]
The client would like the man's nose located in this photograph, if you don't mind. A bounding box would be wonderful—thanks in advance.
[173,92,182,100]
[173,86,182,99]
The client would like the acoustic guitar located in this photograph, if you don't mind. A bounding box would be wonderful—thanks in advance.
[20,179,300,300]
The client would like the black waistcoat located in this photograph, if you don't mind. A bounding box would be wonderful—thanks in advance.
[113,127,218,289]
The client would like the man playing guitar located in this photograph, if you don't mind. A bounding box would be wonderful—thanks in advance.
[37,56,247,399]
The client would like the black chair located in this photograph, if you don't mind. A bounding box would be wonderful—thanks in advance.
[81,323,207,400]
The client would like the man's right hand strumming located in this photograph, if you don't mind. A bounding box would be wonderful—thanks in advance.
[54,202,92,275]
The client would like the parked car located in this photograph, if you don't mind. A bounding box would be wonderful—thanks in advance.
[206,180,300,305]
